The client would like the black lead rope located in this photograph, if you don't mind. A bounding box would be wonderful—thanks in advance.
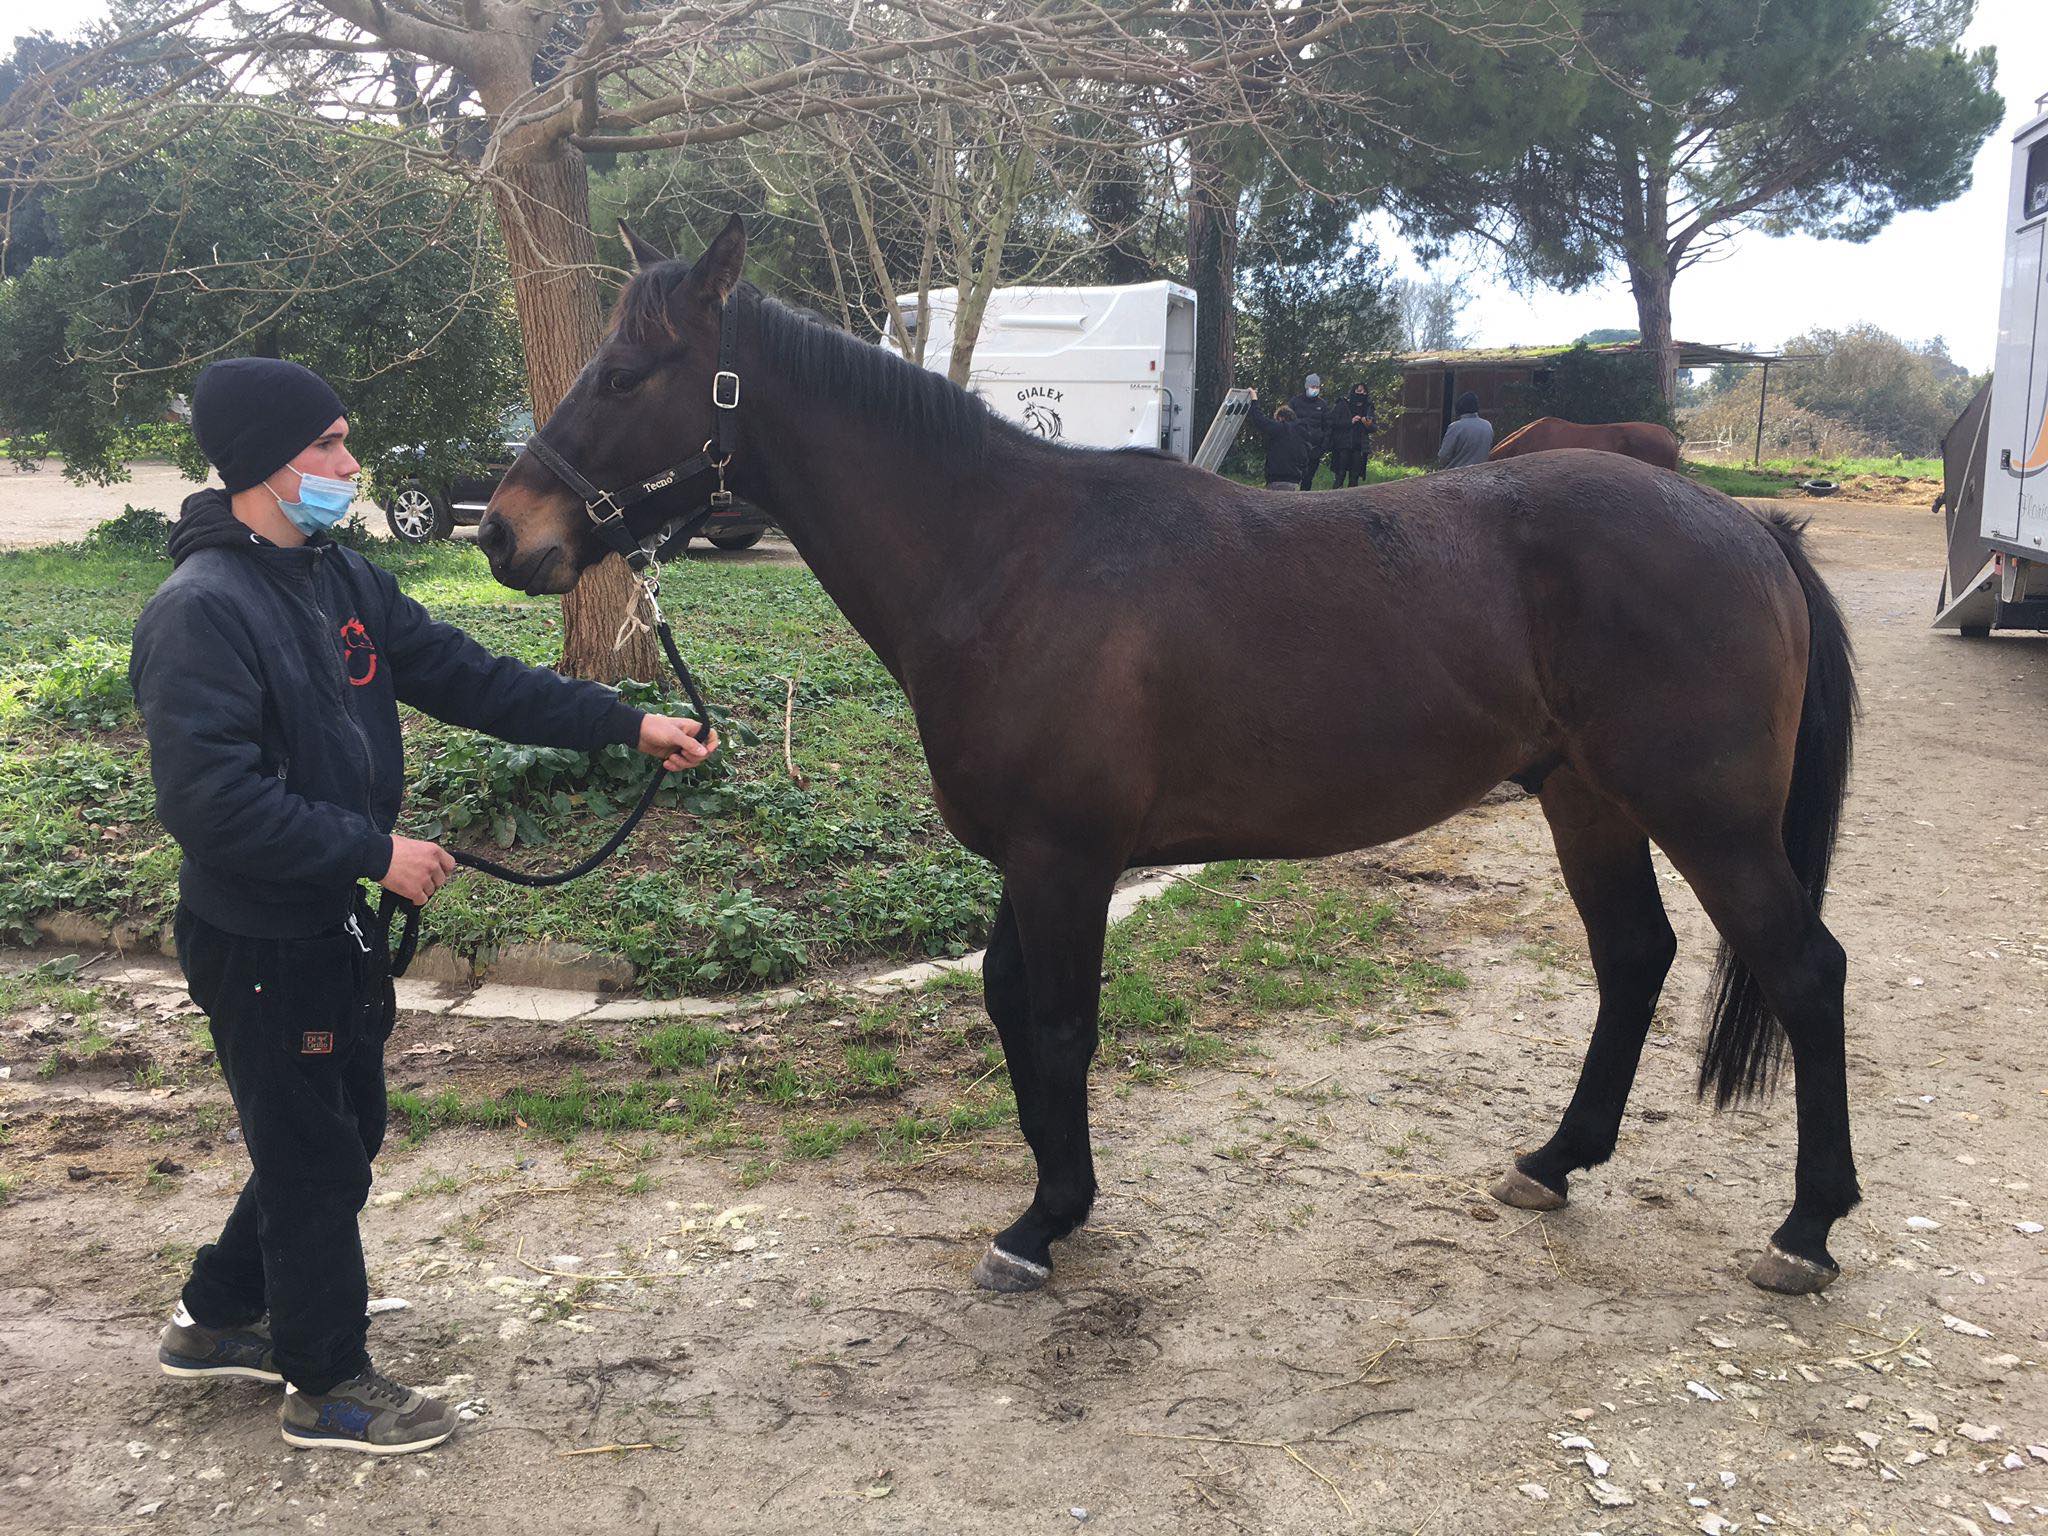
[380,619,714,978]
[381,294,742,980]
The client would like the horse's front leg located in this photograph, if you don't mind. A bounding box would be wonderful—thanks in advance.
[972,848,1119,1292]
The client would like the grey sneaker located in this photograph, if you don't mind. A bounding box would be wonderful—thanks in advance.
[158,1304,283,1384]
[280,1369,456,1455]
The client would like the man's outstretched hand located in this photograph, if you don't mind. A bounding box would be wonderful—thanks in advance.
[638,714,718,772]
[382,835,456,905]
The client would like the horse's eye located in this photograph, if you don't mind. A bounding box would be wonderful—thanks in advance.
[605,369,640,394]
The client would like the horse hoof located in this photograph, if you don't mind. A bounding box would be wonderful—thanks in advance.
[972,1244,1050,1293]
[1490,1167,1567,1211]
[1747,1243,1839,1295]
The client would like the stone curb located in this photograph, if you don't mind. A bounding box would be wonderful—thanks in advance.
[26,916,633,994]
[17,864,1201,1023]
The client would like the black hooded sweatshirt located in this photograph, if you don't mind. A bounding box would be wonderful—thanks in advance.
[130,490,645,939]
[1244,400,1314,485]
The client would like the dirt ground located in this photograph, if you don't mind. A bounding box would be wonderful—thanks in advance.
[0,460,804,564]
[1819,474,1943,507]
[0,461,204,547]
[3,498,2045,1536]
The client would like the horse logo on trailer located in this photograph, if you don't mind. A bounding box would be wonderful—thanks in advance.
[1019,386,1064,441]
[2005,394,2048,478]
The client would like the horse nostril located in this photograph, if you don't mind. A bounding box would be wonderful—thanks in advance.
[476,512,510,562]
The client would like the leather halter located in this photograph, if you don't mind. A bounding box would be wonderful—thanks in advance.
[520,288,741,573]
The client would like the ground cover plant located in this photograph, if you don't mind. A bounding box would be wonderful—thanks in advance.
[0,516,998,993]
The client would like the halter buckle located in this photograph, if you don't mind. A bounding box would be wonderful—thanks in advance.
[712,371,740,410]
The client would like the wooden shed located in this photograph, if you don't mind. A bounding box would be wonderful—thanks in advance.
[1388,341,1774,464]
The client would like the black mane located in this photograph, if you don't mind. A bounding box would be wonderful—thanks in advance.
[614,263,1002,461]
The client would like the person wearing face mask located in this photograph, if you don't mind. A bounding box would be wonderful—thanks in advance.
[129,357,716,1455]
[1329,383,1377,488]
[1285,373,1336,489]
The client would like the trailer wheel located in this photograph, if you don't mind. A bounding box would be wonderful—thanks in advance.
[1959,624,1991,638]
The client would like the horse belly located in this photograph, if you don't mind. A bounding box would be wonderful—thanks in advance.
[1131,661,1542,865]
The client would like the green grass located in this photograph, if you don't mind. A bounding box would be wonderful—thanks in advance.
[844,1042,902,1090]
[0,957,103,1020]
[788,1117,867,1159]
[638,1022,726,1073]
[0,527,999,990]
[1685,454,1940,499]
[1102,862,1464,1058]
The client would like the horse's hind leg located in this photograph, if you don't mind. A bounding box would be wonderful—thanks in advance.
[1493,769,1676,1210]
[971,851,1119,1293]
[1658,830,1858,1293]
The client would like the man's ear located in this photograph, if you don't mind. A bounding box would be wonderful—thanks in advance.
[618,220,670,273]
[685,215,746,306]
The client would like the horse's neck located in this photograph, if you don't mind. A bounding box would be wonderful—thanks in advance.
[732,395,1002,692]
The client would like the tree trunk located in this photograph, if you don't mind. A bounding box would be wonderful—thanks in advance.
[1628,147,1680,410]
[1627,257,1678,410]
[948,138,1035,388]
[1186,144,1240,440]
[487,135,659,683]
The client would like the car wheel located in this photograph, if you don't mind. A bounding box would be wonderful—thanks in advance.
[707,530,763,550]
[385,480,453,543]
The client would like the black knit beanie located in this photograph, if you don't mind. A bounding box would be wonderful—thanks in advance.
[190,358,347,493]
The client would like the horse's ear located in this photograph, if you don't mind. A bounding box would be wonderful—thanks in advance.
[685,214,746,306]
[618,220,670,273]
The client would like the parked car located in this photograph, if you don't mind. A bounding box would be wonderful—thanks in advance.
[379,410,772,552]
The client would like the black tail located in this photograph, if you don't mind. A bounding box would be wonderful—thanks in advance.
[1699,513,1858,1108]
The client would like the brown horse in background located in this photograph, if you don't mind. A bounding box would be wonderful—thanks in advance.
[1491,416,1682,470]
[480,218,1861,1302]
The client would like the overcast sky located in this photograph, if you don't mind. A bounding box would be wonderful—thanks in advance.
[19,0,2046,369]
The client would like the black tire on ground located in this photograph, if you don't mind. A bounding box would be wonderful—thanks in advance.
[385,480,453,543]
[708,530,763,550]
[1960,624,1992,638]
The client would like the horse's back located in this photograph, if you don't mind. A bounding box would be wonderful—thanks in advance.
[1489,417,1680,470]
[1488,417,1568,459]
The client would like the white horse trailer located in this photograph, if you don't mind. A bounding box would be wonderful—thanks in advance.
[888,282,1198,459]
[1936,91,2048,634]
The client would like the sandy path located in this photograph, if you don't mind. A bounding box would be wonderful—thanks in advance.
[0,462,205,548]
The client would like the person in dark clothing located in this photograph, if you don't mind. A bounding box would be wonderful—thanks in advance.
[1285,373,1335,488]
[1328,383,1378,488]
[1436,388,1495,469]
[1244,390,1313,489]
[134,357,716,1455]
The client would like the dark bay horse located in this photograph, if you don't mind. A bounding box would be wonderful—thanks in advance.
[479,219,1860,1298]
[1491,416,1683,471]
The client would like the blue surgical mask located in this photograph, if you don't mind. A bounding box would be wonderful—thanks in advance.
[267,470,357,534]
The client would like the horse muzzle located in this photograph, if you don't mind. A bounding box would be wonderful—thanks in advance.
[479,481,584,595]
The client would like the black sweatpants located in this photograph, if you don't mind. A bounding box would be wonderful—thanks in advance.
[175,897,395,1393]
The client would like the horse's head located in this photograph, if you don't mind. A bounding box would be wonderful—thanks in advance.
[478,216,747,595]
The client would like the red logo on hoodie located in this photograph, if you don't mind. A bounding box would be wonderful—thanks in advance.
[338,617,378,687]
